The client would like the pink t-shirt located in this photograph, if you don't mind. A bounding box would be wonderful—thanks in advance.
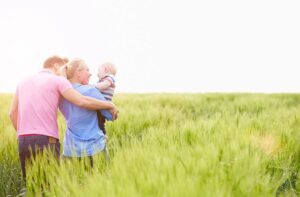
[17,70,72,139]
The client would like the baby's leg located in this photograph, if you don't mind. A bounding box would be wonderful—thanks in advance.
[97,111,106,135]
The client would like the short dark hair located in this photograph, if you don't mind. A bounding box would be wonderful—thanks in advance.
[43,56,68,68]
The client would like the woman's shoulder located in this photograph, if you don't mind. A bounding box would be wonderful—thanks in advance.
[76,84,99,95]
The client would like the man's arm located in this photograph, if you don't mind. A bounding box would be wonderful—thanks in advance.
[86,87,119,121]
[62,88,117,111]
[9,92,18,131]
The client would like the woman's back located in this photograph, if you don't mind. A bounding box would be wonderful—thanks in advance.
[59,83,111,157]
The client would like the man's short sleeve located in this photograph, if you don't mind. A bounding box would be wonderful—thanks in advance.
[57,77,72,94]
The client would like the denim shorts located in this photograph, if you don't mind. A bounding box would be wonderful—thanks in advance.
[62,147,109,169]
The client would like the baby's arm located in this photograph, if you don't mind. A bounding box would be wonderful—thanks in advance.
[95,80,111,91]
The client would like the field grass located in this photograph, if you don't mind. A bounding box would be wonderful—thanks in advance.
[1,93,300,196]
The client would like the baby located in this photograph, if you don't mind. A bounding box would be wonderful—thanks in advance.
[95,62,117,136]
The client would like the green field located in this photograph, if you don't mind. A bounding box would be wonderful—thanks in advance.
[1,93,300,196]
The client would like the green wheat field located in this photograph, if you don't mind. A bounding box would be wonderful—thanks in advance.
[1,93,300,196]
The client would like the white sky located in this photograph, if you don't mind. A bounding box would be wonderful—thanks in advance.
[0,0,299,93]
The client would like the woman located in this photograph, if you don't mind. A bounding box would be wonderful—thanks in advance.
[59,58,114,166]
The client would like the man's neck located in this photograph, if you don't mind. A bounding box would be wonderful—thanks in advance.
[42,68,56,74]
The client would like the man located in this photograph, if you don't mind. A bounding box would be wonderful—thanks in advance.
[9,55,118,186]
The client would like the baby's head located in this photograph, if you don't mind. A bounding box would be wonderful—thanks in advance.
[97,62,117,79]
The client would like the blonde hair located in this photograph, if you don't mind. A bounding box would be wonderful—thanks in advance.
[66,58,87,79]
[99,62,117,76]
[43,55,68,68]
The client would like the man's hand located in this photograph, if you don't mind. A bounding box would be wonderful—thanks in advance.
[110,105,119,121]
[9,91,19,131]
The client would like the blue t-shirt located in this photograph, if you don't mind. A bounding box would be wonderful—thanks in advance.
[59,83,113,157]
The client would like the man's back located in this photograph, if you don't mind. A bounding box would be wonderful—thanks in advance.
[17,70,71,138]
